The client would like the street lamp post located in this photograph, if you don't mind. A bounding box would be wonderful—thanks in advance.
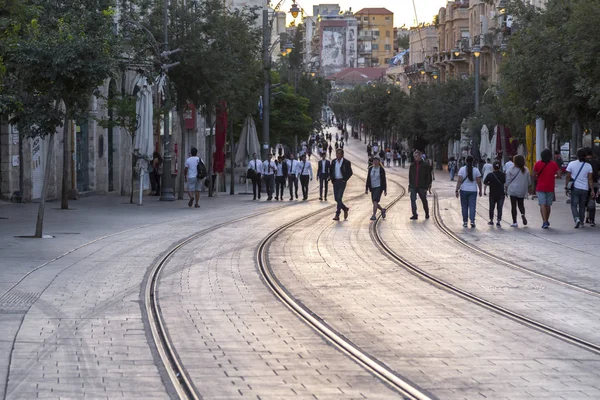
[262,7,271,161]
[473,45,481,114]
[160,0,175,201]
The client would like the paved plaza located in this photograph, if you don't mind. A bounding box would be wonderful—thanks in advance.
[2,132,600,400]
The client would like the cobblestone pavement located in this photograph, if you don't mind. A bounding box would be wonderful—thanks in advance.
[3,134,600,400]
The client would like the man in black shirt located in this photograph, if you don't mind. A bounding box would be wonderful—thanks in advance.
[483,161,506,227]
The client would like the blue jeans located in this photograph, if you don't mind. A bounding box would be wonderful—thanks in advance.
[570,188,587,222]
[449,167,456,181]
[460,190,478,223]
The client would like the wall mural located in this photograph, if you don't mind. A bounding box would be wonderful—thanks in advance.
[322,23,357,76]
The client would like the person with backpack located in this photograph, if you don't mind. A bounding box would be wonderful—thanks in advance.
[533,148,560,229]
[505,155,531,228]
[455,155,482,227]
[184,147,205,208]
[483,161,506,227]
[565,148,595,228]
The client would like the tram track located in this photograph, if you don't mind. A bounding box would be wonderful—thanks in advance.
[371,177,600,357]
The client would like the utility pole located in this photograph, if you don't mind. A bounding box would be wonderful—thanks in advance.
[160,0,175,201]
[262,8,271,161]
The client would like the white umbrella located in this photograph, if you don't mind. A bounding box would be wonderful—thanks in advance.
[479,124,490,159]
[235,116,261,166]
[133,76,154,205]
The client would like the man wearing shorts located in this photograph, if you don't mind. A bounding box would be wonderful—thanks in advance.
[184,147,203,208]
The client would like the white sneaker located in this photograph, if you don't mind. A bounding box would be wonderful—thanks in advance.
[510,223,518,228]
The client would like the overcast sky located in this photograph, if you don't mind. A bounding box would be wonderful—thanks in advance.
[299,0,447,28]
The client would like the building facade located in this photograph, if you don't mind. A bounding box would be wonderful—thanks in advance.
[354,8,394,67]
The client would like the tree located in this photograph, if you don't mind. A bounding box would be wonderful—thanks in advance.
[5,0,120,210]
[270,84,313,147]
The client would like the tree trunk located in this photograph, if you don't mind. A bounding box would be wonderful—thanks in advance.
[208,109,214,198]
[35,132,55,238]
[130,136,135,204]
[229,112,235,195]
[61,111,70,209]
[178,107,186,200]
[18,132,24,200]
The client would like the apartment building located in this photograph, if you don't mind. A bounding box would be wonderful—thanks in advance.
[354,8,394,67]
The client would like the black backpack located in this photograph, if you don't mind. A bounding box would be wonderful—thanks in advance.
[196,158,207,179]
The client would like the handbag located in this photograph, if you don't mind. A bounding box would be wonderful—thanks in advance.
[566,163,585,190]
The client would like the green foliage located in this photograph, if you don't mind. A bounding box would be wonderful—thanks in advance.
[96,94,138,139]
[500,0,600,135]
[270,85,312,147]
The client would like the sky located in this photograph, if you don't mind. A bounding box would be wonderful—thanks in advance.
[298,0,448,28]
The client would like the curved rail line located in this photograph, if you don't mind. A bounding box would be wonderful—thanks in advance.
[144,197,329,400]
[371,186,600,356]
[430,190,600,298]
[256,192,433,400]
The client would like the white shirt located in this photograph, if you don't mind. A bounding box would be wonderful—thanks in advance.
[458,166,482,192]
[334,158,344,180]
[504,161,514,173]
[567,160,593,190]
[482,163,493,179]
[287,159,299,175]
[263,160,276,175]
[185,156,201,179]
[248,159,263,174]
[320,159,328,174]
[276,162,284,176]
[298,160,313,179]
[370,167,381,188]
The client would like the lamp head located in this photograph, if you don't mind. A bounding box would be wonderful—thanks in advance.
[290,2,300,19]
[453,47,460,57]
[473,45,481,58]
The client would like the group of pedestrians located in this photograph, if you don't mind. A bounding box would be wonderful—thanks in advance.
[453,146,599,229]
[247,152,313,201]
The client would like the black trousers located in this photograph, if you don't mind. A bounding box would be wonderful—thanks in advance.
[410,188,429,217]
[252,174,262,198]
[510,195,525,223]
[263,174,274,198]
[275,176,285,199]
[333,180,348,215]
[489,194,504,221]
[288,175,298,199]
[300,175,310,199]
[319,176,329,199]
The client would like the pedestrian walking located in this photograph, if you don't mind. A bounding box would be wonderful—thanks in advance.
[366,157,387,221]
[262,154,276,201]
[298,153,313,200]
[274,156,288,201]
[482,158,493,195]
[184,147,204,208]
[392,150,398,167]
[385,149,392,167]
[565,148,595,228]
[533,148,560,229]
[330,148,353,221]
[505,155,530,228]
[448,157,457,181]
[247,152,263,200]
[504,156,514,174]
[317,152,330,201]
[367,143,372,157]
[455,155,482,227]
[401,151,407,168]
[150,151,162,196]
[328,144,333,159]
[483,161,506,227]
[585,147,599,226]
[408,150,432,220]
[286,154,299,200]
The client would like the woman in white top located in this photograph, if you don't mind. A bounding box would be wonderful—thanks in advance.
[455,155,482,228]
[482,158,494,195]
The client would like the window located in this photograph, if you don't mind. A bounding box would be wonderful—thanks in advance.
[373,30,380,37]
[372,17,375,20]
[363,16,368,21]
[385,16,390,21]
[384,58,390,64]
[372,43,379,50]
[384,44,391,50]
[386,30,391,37]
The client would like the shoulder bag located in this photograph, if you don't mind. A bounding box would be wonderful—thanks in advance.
[566,163,586,191]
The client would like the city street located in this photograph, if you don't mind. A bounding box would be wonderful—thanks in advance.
[2,130,600,400]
